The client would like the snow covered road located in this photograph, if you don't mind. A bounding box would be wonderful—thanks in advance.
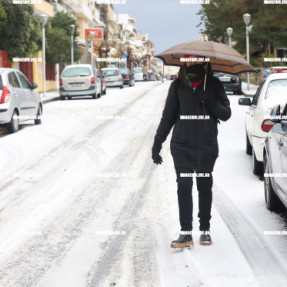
[0,81,287,287]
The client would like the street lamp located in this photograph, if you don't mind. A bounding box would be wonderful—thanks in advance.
[69,24,75,65]
[89,31,95,67]
[226,27,233,48]
[41,14,48,98]
[243,13,252,90]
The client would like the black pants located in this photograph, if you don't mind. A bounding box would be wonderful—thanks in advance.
[175,167,213,232]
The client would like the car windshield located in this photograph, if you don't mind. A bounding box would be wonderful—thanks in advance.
[62,67,91,77]
[265,79,287,100]
[134,68,142,73]
[102,69,118,77]
[119,69,129,74]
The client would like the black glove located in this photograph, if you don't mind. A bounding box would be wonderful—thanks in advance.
[196,89,217,110]
[152,136,163,165]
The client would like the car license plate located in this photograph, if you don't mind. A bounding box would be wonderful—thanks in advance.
[71,84,82,87]
[219,77,230,82]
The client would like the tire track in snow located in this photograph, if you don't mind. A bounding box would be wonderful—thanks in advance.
[0,82,163,286]
[213,184,287,287]
[86,132,157,287]
[0,83,161,211]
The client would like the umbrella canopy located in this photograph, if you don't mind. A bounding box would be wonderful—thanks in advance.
[155,40,256,75]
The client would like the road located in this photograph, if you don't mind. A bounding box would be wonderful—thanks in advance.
[0,80,287,287]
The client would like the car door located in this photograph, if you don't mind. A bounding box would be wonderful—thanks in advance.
[7,71,25,116]
[93,68,101,95]
[267,124,283,191]
[246,80,265,143]
[274,120,287,202]
[16,71,37,118]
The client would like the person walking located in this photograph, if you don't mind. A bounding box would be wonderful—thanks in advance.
[151,61,231,248]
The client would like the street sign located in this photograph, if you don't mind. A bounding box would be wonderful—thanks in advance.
[85,28,103,41]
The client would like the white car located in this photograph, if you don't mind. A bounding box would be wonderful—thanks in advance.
[0,68,42,133]
[239,73,287,175]
[133,67,144,81]
[101,68,124,89]
[60,64,101,100]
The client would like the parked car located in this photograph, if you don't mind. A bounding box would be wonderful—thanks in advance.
[155,73,162,81]
[101,68,124,89]
[147,70,156,81]
[213,71,242,94]
[238,73,287,176]
[263,103,287,211]
[60,64,101,100]
[169,75,177,80]
[119,68,135,87]
[133,67,144,81]
[270,66,287,75]
[0,68,42,133]
[263,68,271,78]
[98,69,106,95]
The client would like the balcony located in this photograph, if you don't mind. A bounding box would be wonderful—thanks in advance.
[73,3,92,22]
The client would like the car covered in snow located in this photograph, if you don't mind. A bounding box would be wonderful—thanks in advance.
[238,73,287,176]
[263,102,287,211]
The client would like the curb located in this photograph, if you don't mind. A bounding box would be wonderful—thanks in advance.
[42,96,60,104]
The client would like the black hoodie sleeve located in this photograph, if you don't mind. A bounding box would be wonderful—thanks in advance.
[207,76,232,121]
[154,80,179,143]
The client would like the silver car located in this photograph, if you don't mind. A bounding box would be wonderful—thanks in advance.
[0,68,42,133]
[60,64,101,100]
[101,68,124,89]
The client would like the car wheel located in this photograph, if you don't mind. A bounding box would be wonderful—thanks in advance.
[7,110,19,133]
[252,149,264,176]
[98,93,101,98]
[34,105,42,125]
[120,85,124,89]
[246,133,252,155]
[92,94,97,99]
[60,96,65,101]
[264,154,285,211]
[68,96,71,100]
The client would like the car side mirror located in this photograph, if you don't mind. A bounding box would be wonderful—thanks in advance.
[270,104,281,123]
[238,97,251,106]
[31,83,38,90]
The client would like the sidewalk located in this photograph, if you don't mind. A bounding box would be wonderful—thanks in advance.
[41,90,60,105]
[241,81,258,97]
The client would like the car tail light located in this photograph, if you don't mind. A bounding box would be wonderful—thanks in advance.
[0,86,11,104]
[125,75,130,79]
[236,77,240,83]
[60,78,63,87]
[117,70,121,77]
[91,76,95,84]
[261,119,275,132]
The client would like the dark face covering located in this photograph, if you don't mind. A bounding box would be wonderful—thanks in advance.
[185,64,205,82]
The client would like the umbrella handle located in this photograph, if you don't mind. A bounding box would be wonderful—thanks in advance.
[203,62,208,91]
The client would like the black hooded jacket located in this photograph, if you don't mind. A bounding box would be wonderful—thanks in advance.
[154,75,231,172]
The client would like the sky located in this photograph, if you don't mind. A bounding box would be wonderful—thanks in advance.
[114,0,203,54]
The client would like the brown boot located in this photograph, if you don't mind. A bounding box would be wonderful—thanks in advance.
[199,231,212,245]
[170,234,194,248]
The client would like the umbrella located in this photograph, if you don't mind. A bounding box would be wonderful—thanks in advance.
[155,40,255,73]
[155,40,256,90]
